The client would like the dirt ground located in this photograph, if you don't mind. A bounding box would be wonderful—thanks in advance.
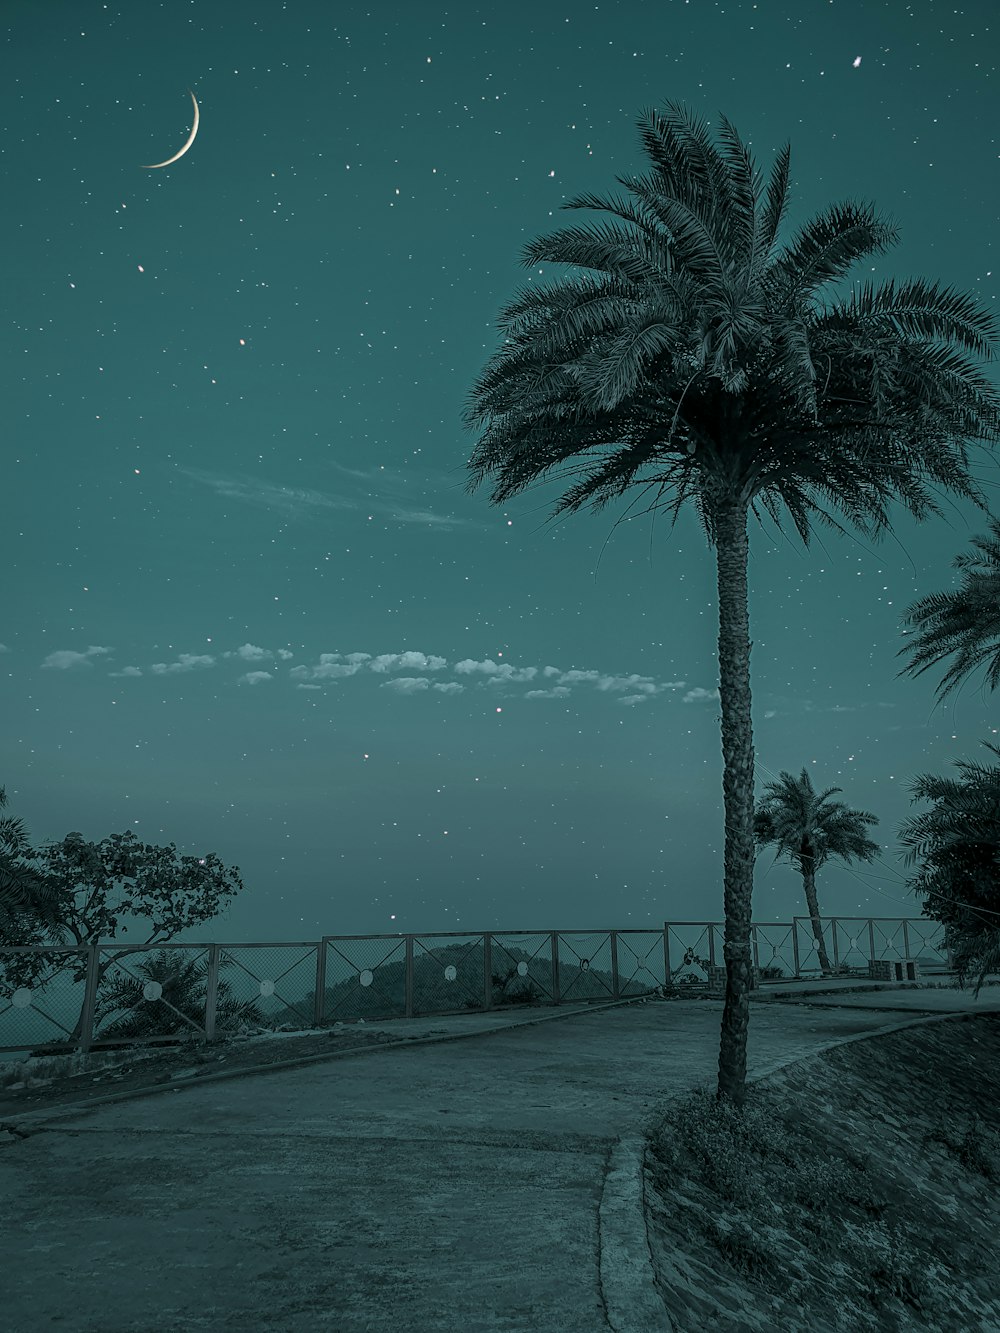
[642,1012,1000,1332]
[0,1021,446,1121]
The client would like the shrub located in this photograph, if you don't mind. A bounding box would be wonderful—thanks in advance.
[788,1154,887,1217]
[703,1212,783,1287]
[844,1221,941,1314]
[958,1113,1000,1180]
[924,1109,1000,1181]
[648,1084,795,1209]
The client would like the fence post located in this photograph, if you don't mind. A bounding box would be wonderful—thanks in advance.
[868,918,876,968]
[78,943,101,1056]
[831,919,840,972]
[610,931,620,999]
[313,940,328,1028]
[404,935,414,1018]
[791,920,801,978]
[663,924,672,987]
[550,933,561,1005]
[204,944,221,1043]
[708,926,716,967]
[751,925,760,971]
[902,919,911,960]
[483,933,493,1011]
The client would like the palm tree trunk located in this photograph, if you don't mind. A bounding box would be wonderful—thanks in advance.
[800,858,834,975]
[712,495,757,1110]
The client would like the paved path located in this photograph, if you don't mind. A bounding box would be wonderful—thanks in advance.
[3,984,998,1332]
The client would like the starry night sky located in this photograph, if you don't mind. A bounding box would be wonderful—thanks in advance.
[3,0,998,949]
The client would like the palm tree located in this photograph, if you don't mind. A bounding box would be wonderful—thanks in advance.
[896,513,1000,706]
[461,99,1000,1107]
[0,785,71,945]
[753,769,881,975]
[894,531,1000,989]
[87,948,268,1047]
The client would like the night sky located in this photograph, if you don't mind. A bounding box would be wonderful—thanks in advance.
[3,0,997,951]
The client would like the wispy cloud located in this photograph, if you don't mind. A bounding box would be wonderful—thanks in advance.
[454,658,539,682]
[42,646,112,670]
[224,643,295,663]
[280,651,686,704]
[38,641,720,710]
[177,465,482,531]
[149,654,216,675]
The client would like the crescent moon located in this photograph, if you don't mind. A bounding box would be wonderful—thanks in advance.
[141,91,199,169]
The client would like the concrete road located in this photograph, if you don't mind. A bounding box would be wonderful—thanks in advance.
[5,988,996,1332]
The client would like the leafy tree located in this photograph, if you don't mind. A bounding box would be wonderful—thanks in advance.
[0,785,72,945]
[0,828,244,1045]
[753,770,881,975]
[897,743,1000,997]
[461,99,1000,1106]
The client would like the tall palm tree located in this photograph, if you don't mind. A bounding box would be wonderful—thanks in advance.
[896,513,1000,706]
[0,785,70,945]
[461,99,1000,1106]
[753,769,881,976]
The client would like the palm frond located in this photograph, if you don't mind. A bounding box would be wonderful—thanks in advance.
[520,219,669,286]
[755,142,792,270]
[712,112,762,272]
[767,201,899,310]
[849,277,1000,363]
[634,101,730,212]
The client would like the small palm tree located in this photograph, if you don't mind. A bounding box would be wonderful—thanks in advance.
[896,513,1000,707]
[462,99,1000,1106]
[89,948,269,1046]
[753,770,881,975]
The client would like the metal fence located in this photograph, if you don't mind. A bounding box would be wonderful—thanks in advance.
[0,915,952,1059]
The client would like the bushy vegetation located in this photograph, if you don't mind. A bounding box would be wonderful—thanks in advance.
[924,1108,1000,1182]
[646,1081,948,1324]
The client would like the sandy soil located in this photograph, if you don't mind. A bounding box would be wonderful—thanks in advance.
[642,1012,1000,1332]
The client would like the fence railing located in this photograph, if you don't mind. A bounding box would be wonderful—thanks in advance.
[0,916,952,1059]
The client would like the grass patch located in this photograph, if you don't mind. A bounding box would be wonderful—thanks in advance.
[644,1021,1000,1332]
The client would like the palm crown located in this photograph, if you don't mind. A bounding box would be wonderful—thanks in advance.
[754,769,882,872]
[463,101,999,547]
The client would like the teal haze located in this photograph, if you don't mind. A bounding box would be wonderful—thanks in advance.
[2,0,997,949]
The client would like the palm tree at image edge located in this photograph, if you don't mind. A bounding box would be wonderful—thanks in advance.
[756,515,1000,984]
[895,530,1000,996]
[461,99,1000,1106]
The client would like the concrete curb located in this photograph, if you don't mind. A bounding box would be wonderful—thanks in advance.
[601,1134,677,1333]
